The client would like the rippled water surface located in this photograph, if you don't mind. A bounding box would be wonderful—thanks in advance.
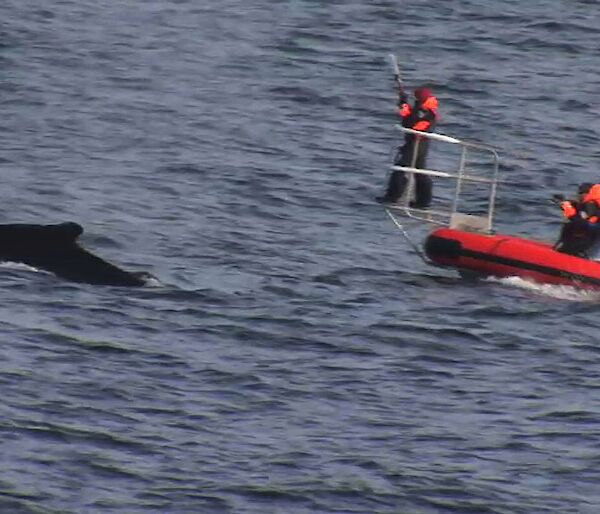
[2,1,600,513]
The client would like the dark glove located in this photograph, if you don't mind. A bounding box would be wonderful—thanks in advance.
[552,193,565,202]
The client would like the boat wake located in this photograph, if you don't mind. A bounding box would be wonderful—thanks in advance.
[486,275,600,302]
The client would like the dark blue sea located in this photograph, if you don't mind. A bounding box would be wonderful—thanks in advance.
[1,1,600,513]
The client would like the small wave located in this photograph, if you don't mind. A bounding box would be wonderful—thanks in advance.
[487,275,600,302]
[0,261,47,274]
[141,275,163,288]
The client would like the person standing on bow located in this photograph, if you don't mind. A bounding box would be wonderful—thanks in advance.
[378,85,439,207]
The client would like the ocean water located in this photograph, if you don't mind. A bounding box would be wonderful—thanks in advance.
[1,1,600,513]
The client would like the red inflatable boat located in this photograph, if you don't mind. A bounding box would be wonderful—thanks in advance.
[424,227,600,289]
[381,127,600,290]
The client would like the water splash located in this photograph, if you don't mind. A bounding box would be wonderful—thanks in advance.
[0,261,46,274]
[487,275,600,302]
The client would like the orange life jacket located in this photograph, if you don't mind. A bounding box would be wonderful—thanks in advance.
[583,184,600,204]
[561,201,578,219]
[398,95,439,132]
[582,184,600,223]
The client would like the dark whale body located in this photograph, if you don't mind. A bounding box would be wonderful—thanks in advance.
[0,222,148,286]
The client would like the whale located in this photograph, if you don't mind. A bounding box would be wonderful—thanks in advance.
[0,222,150,286]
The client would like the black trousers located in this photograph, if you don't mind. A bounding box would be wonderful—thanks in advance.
[383,137,432,206]
[555,218,596,256]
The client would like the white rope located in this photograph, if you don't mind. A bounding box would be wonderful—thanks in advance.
[385,209,431,265]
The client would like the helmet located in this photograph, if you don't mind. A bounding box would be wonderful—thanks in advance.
[414,87,433,101]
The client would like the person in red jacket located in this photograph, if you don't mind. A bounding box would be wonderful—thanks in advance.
[554,183,600,257]
[377,86,439,207]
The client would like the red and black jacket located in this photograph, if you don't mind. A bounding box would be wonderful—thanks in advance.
[561,184,600,224]
[398,95,439,133]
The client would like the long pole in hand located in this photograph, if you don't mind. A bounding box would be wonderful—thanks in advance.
[388,54,402,88]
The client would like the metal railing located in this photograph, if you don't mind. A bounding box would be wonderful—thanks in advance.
[385,126,500,234]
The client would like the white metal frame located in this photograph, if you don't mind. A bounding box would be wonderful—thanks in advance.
[384,126,500,234]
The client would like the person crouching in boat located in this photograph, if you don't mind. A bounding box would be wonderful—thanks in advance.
[377,86,439,208]
[554,183,600,259]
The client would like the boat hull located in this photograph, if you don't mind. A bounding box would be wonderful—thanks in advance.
[424,228,600,289]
